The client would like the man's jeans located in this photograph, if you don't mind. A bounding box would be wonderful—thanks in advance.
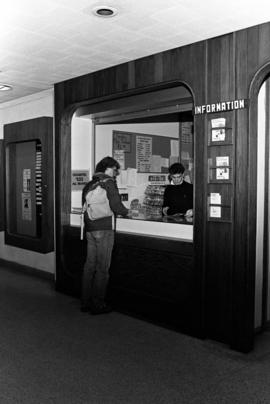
[81,230,114,308]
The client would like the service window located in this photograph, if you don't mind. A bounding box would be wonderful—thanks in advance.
[70,86,194,241]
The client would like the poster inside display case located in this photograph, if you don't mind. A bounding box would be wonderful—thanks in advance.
[4,117,54,253]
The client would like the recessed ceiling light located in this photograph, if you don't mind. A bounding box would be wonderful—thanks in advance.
[0,83,12,91]
[92,5,118,18]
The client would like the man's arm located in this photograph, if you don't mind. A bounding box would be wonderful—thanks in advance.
[106,180,129,217]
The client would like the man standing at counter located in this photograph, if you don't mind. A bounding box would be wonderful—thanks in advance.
[81,156,129,315]
[162,162,193,218]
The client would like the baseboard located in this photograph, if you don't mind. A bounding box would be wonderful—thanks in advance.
[0,258,55,282]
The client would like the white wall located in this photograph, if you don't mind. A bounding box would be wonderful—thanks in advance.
[0,89,55,274]
[71,116,92,209]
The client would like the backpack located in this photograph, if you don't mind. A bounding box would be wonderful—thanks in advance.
[83,178,113,221]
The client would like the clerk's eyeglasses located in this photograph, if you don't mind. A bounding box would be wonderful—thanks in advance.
[171,173,184,180]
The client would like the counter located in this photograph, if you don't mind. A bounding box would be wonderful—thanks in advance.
[70,213,193,242]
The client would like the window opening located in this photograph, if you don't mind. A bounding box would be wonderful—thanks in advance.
[71,85,194,240]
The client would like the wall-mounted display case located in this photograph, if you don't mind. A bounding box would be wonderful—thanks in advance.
[4,117,54,253]
[207,113,234,223]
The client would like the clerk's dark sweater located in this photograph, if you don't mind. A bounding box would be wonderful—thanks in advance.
[163,181,193,215]
[82,173,128,231]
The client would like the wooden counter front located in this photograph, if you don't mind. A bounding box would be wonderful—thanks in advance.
[59,225,200,336]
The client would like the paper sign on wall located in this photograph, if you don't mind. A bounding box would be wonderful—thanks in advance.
[22,192,32,221]
[150,155,162,172]
[210,193,221,205]
[216,167,229,180]
[23,168,31,192]
[212,128,226,142]
[210,206,221,218]
[216,156,229,166]
[136,136,152,173]
[211,118,226,128]
[113,150,125,170]
[216,156,230,180]
[71,170,89,190]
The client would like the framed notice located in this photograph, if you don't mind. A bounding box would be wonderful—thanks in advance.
[113,131,131,153]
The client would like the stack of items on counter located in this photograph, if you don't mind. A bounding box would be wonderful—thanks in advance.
[143,185,165,220]
[129,199,146,220]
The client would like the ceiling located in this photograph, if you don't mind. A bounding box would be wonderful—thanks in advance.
[1,0,270,104]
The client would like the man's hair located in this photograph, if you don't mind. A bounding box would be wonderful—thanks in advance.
[169,162,185,175]
[95,156,120,173]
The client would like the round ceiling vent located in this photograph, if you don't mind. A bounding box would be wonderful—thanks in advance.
[92,5,118,18]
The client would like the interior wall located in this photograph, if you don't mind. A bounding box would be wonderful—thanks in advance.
[71,116,92,209]
[0,89,55,274]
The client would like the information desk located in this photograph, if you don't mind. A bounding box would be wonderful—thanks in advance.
[65,214,196,335]
[70,213,193,242]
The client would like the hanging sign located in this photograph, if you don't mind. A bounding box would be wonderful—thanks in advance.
[194,99,248,115]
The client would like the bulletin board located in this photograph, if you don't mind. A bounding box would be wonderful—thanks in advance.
[112,130,179,173]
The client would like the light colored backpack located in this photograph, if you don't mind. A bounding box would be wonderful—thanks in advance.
[84,179,113,221]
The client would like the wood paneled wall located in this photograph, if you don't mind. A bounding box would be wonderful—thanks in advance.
[54,22,270,352]
[0,141,4,231]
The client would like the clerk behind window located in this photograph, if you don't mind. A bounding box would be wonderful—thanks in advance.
[162,162,193,217]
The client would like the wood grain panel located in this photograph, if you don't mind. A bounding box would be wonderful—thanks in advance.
[233,29,255,352]
[134,54,160,88]
[205,222,233,343]
[54,40,207,342]
[54,21,270,351]
[0,141,4,231]
[204,34,236,344]
[258,23,270,65]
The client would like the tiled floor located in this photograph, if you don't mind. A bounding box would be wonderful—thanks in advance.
[0,264,270,403]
